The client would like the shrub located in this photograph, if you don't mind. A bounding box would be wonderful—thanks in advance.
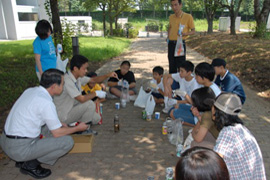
[128,28,138,38]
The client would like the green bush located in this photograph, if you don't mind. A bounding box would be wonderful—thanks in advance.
[128,28,138,38]
[113,29,125,37]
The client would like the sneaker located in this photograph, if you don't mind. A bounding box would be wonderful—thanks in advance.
[167,98,177,107]
[129,95,137,101]
[162,107,171,114]
[107,93,118,99]
[81,129,98,136]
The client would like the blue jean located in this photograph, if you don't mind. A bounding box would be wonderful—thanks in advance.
[171,104,196,125]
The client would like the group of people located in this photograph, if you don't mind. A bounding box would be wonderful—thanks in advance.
[149,60,266,179]
[0,0,267,179]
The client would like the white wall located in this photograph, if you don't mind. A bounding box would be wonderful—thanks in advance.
[60,16,92,32]
[267,13,270,30]
[0,0,8,39]
[2,0,18,40]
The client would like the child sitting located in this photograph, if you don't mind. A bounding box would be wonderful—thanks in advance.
[149,66,165,104]
[163,61,202,113]
[81,72,106,102]
[211,58,246,104]
[194,62,221,97]
[107,61,136,100]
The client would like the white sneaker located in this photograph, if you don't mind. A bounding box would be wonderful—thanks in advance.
[107,92,118,99]
[162,107,171,114]
[167,98,177,106]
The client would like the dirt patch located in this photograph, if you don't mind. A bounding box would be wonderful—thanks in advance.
[186,31,270,95]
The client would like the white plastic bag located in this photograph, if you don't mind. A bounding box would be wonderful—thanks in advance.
[145,95,156,115]
[168,119,184,145]
[174,35,185,57]
[181,129,194,153]
[56,44,68,73]
[134,86,151,108]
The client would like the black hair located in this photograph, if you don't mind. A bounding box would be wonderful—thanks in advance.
[212,58,227,68]
[120,60,131,67]
[214,106,243,131]
[175,146,229,180]
[153,66,164,75]
[171,0,182,4]
[35,20,53,40]
[191,87,216,112]
[179,61,194,73]
[40,69,64,88]
[70,55,89,70]
[86,72,97,78]
[195,62,215,81]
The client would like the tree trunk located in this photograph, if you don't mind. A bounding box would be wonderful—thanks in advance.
[207,17,214,33]
[230,12,236,35]
[102,8,106,36]
[49,0,63,44]
[254,0,270,38]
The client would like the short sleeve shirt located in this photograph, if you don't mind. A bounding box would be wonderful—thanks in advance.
[169,13,195,40]
[172,73,202,99]
[200,111,219,139]
[53,70,90,121]
[151,78,164,92]
[210,83,221,97]
[108,69,136,84]
[33,35,57,72]
[4,86,62,138]
[214,124,266,180]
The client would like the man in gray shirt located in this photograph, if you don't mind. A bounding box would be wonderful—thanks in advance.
[54,55,118,125]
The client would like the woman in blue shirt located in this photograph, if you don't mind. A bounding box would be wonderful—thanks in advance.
[33,20,57,81]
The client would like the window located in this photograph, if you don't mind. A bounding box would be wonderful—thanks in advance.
[18,13,38,21]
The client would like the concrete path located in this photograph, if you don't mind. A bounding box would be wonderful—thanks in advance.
[0,37,269,179]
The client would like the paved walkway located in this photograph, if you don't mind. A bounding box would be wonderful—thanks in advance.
[0,36,269,179]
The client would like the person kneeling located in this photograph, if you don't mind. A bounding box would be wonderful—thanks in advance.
[0,69,89,179]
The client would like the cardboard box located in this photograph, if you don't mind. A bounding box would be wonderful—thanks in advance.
[69,134,94,153]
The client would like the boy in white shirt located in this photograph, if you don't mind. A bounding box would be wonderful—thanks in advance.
[149,66,165,104]
[163,61,201,113]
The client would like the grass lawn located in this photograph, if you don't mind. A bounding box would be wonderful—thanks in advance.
[0,37,131,110]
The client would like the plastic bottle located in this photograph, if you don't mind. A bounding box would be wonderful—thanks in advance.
[120,80,129,107]
[166,167,174,180]
[114,114,120,132]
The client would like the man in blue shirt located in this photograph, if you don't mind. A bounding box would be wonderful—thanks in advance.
[211,58,246,104]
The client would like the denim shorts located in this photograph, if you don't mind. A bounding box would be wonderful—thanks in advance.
[171,104,197,125]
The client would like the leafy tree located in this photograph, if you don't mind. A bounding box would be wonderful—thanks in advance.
[204,0,219,33]
[84,0,107,34]
[107,0,136,35]
[216,0,243,35]
[254,0,270,38]
[240,0,254,20]
[45,0,63,45]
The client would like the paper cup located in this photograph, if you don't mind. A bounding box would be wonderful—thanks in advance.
[155,112,160,119]
[115,102,120,110]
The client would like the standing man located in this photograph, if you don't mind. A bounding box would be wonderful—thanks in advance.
[0,69,89,179]
[167,0,195,73]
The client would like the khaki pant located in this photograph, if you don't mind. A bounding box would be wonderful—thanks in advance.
[65,100,101,124]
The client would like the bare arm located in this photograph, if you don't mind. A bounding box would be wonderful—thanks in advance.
[107,81,118,87]
[51,122,88,138]
[75,93,97,103]
[192,124,208,143]
[34,54,43,75]
[182,28,195,36]
[91,72,118,84]
[129,82,136,89]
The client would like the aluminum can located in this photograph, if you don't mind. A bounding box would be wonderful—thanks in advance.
[166,167,174,180]
[142,110,147,120]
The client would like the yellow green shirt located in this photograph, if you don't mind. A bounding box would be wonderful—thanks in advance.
[81,83,102,94]
[169,12,195,40]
